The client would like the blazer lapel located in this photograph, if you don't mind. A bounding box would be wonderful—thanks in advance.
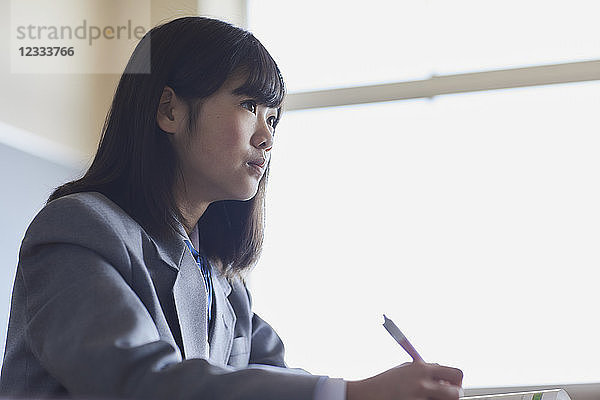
[172,250,210,359]
[150,219,210,360]
[208,265,236,366]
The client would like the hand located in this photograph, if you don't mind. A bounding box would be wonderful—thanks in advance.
[346,361,463,400]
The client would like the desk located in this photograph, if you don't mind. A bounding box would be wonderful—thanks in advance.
[464,382,600,400]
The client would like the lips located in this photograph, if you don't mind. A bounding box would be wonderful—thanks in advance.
[247,158,266,168]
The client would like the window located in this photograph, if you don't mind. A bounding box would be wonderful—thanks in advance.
[246,0,600,388]
[248,0,600,91]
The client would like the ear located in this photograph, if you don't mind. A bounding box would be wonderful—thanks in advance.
[156,86,184,134]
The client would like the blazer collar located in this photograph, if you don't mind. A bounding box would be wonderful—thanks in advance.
[173,249,210,359]
[150,218,233,296]
[151,217,235,363]
[172,249,235,363]
[208,261,235,365]
[150,217,189,272]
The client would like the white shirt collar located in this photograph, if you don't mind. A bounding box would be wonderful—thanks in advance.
[186,222,200,251]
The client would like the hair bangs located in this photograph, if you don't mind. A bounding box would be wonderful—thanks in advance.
[232,35,285,108]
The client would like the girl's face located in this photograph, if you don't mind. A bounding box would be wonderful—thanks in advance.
[170,74,278,205]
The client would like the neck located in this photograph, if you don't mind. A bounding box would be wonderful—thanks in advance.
[173,183,210,236]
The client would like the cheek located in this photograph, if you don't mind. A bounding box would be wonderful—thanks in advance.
[193,119,248,168]
[218,118,248,147]
[201,111,246,145]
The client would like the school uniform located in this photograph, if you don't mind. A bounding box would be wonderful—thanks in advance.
[0,191,344,399]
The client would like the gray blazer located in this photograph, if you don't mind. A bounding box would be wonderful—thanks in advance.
[0,192,321,399]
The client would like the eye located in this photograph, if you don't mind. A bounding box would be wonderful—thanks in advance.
[241,100,257,114]
[267,115,278,128]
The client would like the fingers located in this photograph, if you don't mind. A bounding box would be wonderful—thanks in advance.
[428,364,464,387]
[364,362,464,400]
[413,362,463,399]
[419,379,462,400]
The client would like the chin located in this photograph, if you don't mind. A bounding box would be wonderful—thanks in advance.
[240,190,259,201]
[229,186,260,202]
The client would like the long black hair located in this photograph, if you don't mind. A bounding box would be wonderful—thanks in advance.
[48,16,285,277]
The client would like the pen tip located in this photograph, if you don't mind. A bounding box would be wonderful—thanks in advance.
[383,314,388,321]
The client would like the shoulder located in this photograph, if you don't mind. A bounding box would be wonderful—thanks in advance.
[27,191,140,240]
[20,192,143,267]
[41,191,135,229]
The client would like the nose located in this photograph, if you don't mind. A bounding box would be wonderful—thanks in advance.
[252,118,274,151]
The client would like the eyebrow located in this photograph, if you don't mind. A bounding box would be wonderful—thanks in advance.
[231,88,261,101]
[230,86,268,101]
[231,85,250,96]
[230,87,243,96]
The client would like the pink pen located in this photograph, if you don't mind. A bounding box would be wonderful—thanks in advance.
[382,314,464,397]
[382,314,424,362]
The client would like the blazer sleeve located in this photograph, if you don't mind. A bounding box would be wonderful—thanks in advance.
[242,285,286,367]
[13,195,322,400]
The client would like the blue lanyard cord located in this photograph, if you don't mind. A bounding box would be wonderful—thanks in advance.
[183,240,214,331]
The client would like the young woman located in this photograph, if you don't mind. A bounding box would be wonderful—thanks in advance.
[0,16,463,400]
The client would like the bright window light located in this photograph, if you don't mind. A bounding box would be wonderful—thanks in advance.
[247,0,600,91]
[247,82,600,388]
